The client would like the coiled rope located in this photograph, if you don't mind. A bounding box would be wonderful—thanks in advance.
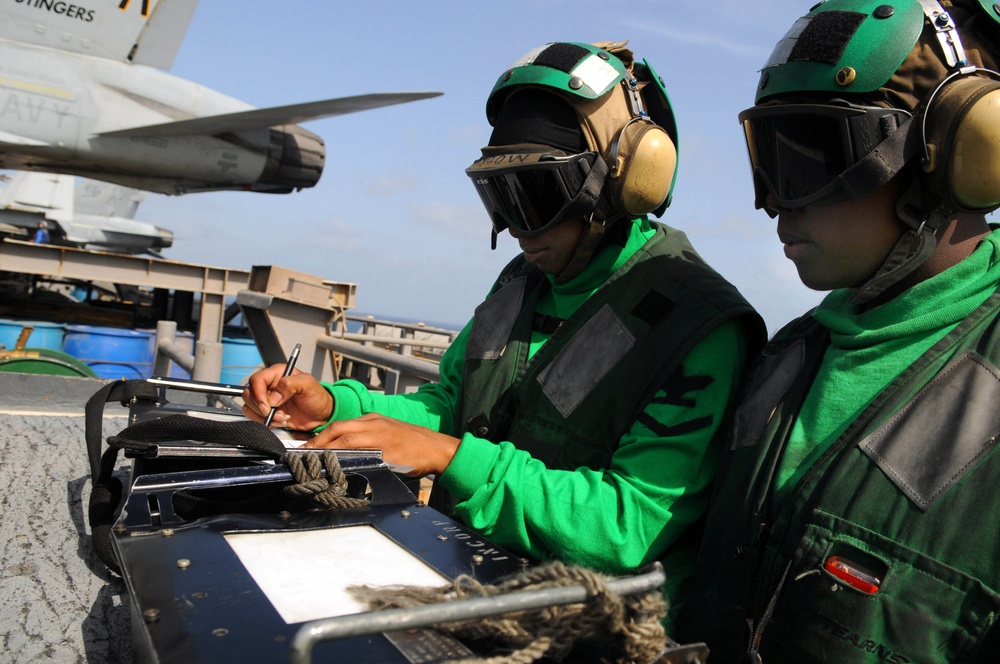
[348,561,667,663]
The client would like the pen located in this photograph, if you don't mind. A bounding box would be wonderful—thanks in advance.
[263,343,301,428]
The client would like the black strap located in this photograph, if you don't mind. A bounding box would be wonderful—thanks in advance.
[84,379,159,481]
[562,155,608,220]
[108,415,287,457]
[84,380,285,574]
[84,379,159,575]
[839,112,922,201]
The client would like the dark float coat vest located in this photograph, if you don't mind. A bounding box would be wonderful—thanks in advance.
[677,290,1000,663]
[454,221,764,479]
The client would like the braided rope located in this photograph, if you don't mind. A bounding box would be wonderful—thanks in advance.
[349,561,667,663]
[280,450,369,509]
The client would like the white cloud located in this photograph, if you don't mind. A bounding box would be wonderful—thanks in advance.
[452,123,485,145]
[620,19,768,59]
[364,171,422,198]
[411,202,491,240]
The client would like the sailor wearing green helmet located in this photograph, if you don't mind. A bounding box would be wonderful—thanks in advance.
[245,40,765,633]
[676,1,1000,661]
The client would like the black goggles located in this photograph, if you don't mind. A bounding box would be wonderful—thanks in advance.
[738,102,911,211]
[466,151,603,237]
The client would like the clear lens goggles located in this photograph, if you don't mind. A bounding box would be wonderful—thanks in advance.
[466,151,601,237]
[738,102,911,211]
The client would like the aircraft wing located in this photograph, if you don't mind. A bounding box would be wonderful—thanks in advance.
[97,92,443,138]
[0,0,197,68]
[129,0,199,68]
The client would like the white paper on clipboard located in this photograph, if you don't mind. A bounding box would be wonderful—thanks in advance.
[224,525,449,624]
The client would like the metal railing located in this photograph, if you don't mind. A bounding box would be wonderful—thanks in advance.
[151,311,460,398]
[288,564,666,664]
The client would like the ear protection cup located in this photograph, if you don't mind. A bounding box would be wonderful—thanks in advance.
[604,118,677,217]
[922,72,1000,212]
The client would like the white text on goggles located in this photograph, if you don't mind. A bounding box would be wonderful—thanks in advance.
[738,102,911,211]
[466,152,604,237]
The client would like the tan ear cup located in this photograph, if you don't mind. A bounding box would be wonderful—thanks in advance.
[950,85,1000,210]
[923,75,1000,212]
[605,121,677,216]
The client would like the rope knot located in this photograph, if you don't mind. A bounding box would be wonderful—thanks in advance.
[280,450,368,509]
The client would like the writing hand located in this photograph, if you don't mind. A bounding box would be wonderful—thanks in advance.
[242,365,333,431]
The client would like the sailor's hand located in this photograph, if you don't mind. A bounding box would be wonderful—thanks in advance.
[242,365,333,431]
[304,413,460,477]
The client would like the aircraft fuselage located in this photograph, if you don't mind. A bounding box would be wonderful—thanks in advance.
[0,38,324,194]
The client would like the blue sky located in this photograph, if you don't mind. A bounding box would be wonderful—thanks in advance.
[133,0,824,333]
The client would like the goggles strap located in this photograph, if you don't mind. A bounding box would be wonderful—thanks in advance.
[837,112,922,201]
[557,156,609,225]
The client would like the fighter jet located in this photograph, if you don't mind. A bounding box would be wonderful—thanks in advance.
[0,0,440,195]
[0,171,173,255]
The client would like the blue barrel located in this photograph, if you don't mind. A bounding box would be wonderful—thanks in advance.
[0,319,65,351]
[220,337,263,386]
[63,325,154,380]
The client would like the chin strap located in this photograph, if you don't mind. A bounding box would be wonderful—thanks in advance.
[553,211,616,285]
[849,179,947,304]
[849,225,939,304]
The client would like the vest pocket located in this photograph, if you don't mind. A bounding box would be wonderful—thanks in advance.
[763,509,1000,663]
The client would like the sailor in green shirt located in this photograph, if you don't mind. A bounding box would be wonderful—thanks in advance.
[676,1,1000,661]
[244,41,764,625]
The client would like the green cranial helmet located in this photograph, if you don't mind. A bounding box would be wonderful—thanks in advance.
[754,0,927,102]
[482,41,680,218]
[748,0,1000,200]
[741,0,1000,302]
[756,0,999,100]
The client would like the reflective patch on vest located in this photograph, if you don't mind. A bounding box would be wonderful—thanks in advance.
[860,352,1000,511]
[731,339,805,450]
[466,277,526,361]
[537,304,635,418]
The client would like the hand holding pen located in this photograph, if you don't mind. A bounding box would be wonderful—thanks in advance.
[263,343,301,428]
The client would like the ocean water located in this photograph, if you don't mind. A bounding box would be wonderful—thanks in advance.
[348,312,463,334]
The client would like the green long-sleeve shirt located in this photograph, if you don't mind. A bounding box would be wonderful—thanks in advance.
[322,218,749,612]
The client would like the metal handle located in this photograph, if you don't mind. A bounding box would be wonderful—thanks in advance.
[288,563,665,664]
